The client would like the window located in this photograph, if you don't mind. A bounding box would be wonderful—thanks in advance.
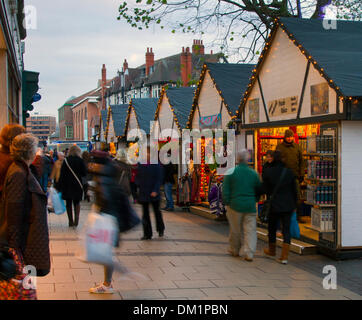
[66,126,73,139]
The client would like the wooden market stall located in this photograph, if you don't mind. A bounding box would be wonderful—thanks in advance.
[104,104,128,154]
[153,86,195,208]
[186,62,254,206]
[237,17,362,259]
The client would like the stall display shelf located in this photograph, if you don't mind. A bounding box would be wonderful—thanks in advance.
[304,153,336,157]
[259,136,307,139]
[304,225,336,233]
[304,201,336,207]
[305,178,336,183]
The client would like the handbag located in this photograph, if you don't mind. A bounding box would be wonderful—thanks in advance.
[48,187,66,215]
[117,191,141,233]
[259,168,287,223]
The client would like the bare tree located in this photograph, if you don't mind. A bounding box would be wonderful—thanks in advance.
[117,0,362,62]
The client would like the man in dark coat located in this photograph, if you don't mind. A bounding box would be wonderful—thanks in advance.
[276,129,305,220]
[135,148,165,240]
[262,151,298,265]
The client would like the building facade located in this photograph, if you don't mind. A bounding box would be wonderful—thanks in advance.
[58,102,74,140]
[0,0,27,128]
[26,114,56,145]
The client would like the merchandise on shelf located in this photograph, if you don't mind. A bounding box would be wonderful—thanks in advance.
[307,160,335,179]
[307,134,336,154]
[311,208,335,232]
[306,184,335,205]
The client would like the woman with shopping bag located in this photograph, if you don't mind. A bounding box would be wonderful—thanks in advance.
[86,150,140,294]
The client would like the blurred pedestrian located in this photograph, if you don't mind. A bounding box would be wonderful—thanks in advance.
[136,148,165,240]
[0,134,50,300]
[162,161,175,211]
[262,150,274,181]
[114,148,132,197]
[58,145,86,228]
[222,150,262,262]
[130,164,138,203]
[82,151,92,202]
[0,124,26,198]
[262,150,298,264]
[50,151,64,191]
[208,175,226,218]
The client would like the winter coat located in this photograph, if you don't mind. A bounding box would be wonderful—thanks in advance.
[0,160,50,276]
[114,160,132,196]
[0,148,13,196]
[208,183,226,216]
[262,161,298,213]
[222,163,262,214]
[163,163,175,184]
[58,155,87,202]
[276,140,305,179]
[135,163,164,203]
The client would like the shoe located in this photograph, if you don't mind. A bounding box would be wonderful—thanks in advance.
[165,208,174,212]
[161,207,168,210]
[89,283,114,294]
[276,243,290,264]
[159,231,164,237]
[227,249,239,257]
[141,236,152,240]
[244,256,253,262]
[264,243,276,258]
[68,222,74,227]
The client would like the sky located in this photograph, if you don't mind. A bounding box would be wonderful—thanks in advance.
[23,0,217,119]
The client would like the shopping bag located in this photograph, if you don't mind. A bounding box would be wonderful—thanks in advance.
[290,211,300,239]
[83,212,119,266]
[48,187,66,215]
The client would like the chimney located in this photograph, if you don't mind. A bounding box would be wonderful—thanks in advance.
[123,59,128,72]
[101,64,107,110]
[145,47,154,76]
[181,47,192,87]
[192,39,205,55]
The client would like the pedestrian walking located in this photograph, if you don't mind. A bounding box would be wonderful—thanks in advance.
[262,150,298,264]
[58,145,87,228]
[130,164,138,203]
[136,148,165,240]
[276,129,305,221]
[0,124,26,198]
[50,151,65,191]
[222,150,262,262]
[82,151,92,202]
[114,148,132,197]
[0,134,50,300]
[162,161,175,211]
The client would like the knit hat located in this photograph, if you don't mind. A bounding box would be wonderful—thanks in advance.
[284,129,294,138]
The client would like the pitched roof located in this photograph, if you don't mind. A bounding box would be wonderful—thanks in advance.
[206,62,255,116]
[101,109,108,131]
[130,98,159,134]
[164,87,195,129]
[110,104,128,137]
[278,17,362,97]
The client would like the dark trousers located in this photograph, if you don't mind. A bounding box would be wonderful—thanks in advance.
[141,200,165,238]
[66,200,80,227]
[130,182,138,203]
[268,211,292,244]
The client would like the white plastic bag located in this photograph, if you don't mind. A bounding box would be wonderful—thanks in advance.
[48,187,66,215]
[82,210,119,266]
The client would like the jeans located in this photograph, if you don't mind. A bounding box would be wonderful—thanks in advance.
[164,183,174,209]
[141,200,165,238]
[226,206,257,258]
[268,211,292,244]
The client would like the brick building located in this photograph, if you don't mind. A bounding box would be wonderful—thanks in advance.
[58,98,74,140]
[26,114,56,145]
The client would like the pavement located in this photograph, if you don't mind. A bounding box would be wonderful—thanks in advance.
[37,201,362,300]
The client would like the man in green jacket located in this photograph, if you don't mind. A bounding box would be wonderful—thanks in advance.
[223,149,262,262]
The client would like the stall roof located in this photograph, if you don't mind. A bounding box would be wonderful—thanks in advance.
[279,17,362,98]
[130,98,159,134]
[164,87,195,130]
[101,109,108,131]
[110,104,128,137]
[206,62,255,115]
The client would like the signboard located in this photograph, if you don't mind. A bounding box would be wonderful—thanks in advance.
[248,98,260,123]
[268,96,298,117]
[199,113,222,129]
[311,83,329,115]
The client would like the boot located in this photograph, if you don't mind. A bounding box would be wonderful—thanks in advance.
[74,204,80,227]
[67,211,74,227]
[277,243,290,264]
[263,243,276,258]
